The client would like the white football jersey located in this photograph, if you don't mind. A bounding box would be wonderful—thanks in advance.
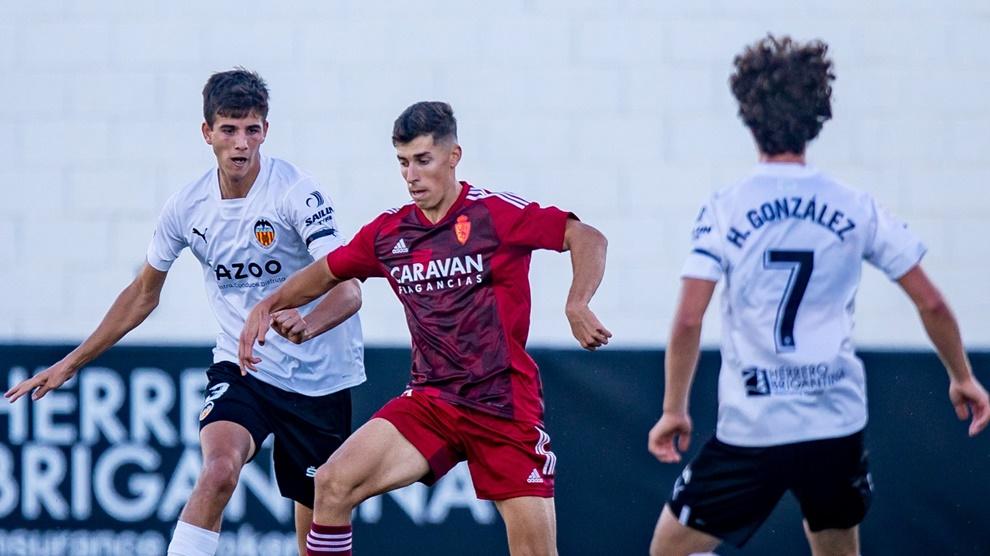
[682,163,926,446]
[147,156,365,396]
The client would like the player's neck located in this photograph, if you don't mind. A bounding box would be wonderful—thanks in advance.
[421,180,463,224]
[759,151,806,165]
[217,161,262,200]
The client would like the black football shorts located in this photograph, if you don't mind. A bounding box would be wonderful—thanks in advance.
[666,430,872,547]
[199,361,353,508]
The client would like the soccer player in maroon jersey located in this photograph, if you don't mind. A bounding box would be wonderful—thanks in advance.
[239,101,611,555]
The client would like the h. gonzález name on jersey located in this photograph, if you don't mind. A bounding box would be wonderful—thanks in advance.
[724,196,857,248]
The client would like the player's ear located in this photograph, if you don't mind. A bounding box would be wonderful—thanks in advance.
[449,143,462,168]
[261,120,270,142]
[202,121,213,145]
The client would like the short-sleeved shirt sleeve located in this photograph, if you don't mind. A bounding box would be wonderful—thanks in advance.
[489,196,574,252]
[680,201,725,282]
[326,217,386,280]
[280,181,345,259]
[146,194,187,272]
[864,197,926,280]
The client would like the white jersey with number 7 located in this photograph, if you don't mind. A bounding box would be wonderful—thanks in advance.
[682,162,926,447]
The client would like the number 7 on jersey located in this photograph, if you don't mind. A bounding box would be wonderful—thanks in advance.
[763,249,814,353]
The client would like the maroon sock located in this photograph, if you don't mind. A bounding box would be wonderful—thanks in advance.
[306,523,352,555]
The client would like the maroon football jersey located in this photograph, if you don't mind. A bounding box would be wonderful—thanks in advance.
[327,182,573,423]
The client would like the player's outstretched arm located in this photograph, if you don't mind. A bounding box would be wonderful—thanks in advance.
[271,278,362,344]
[239,258,341,372]
[898,265,990,437]
[648,278,715,463]
[561,219,612,351]
[4,263,167,403]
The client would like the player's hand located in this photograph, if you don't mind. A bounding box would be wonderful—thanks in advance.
[648,412,692,464]
[271,309,309,344]
[949,376,990,437]
[565,303,612,351]
[238,302,273,375]
[4,359,77,403]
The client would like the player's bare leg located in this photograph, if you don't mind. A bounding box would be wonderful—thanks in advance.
[295,502,314,556]
[314,417,429,523]
[305,418,429,554]
[180,421,255,529]
[167,421,255,555]
[649,505,721,556]
[306,419,428,552]
[494,496,557,556]
[803,521,859,556]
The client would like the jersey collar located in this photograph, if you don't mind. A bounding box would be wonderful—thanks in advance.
[413,180,471,226]
[214,155,272,202]
[751,162,820,179]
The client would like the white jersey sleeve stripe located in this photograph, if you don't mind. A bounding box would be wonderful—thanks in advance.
[692,248,722,265]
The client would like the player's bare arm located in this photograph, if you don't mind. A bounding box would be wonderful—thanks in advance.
[4,263,167,403]
[897,265,990,436]
[649,278,716,463]
[561,219,612,351]
[271,278,362,344]
[238,257,342,372]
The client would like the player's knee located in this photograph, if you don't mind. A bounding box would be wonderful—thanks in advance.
[503,522,556,556]
[314,463,359,509]
[648,536,668,556]
[197,456,241,497]
[648,532,694,556]
[811,547,858,556]
[648,536,661,556]
[519,542,556,556]
[649,543,690,556]
[508,538,557,556]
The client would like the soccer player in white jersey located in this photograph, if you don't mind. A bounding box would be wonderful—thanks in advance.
[4,69,366,556]
[646,36,990,556]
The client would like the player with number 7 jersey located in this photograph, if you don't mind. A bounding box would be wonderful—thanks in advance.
[684,163,925,446]
[647,35,988,556]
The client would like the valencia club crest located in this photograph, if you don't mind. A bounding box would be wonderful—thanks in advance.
[254,219,277,249]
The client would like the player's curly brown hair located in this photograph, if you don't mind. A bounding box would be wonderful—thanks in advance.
[730,35,834,155]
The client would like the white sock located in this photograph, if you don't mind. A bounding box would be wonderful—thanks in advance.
[167,520,220,556]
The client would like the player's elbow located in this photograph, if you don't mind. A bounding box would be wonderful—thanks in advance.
[342,279,363,314]
[142,296,161,314]
[127,282,161,316]
[917,292,951,320]
[671,303,706,335]
[671,315,704,335]
[585,224,607,251]
[348,291,363,315]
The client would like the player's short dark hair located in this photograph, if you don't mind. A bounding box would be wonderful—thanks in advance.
[730,35,834,155]
[392,101,458,146]
[202,68,270,128]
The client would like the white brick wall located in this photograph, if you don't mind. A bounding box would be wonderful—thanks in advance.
[2,1,988,348]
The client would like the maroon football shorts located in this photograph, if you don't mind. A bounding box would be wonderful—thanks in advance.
[373,389,556,500]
